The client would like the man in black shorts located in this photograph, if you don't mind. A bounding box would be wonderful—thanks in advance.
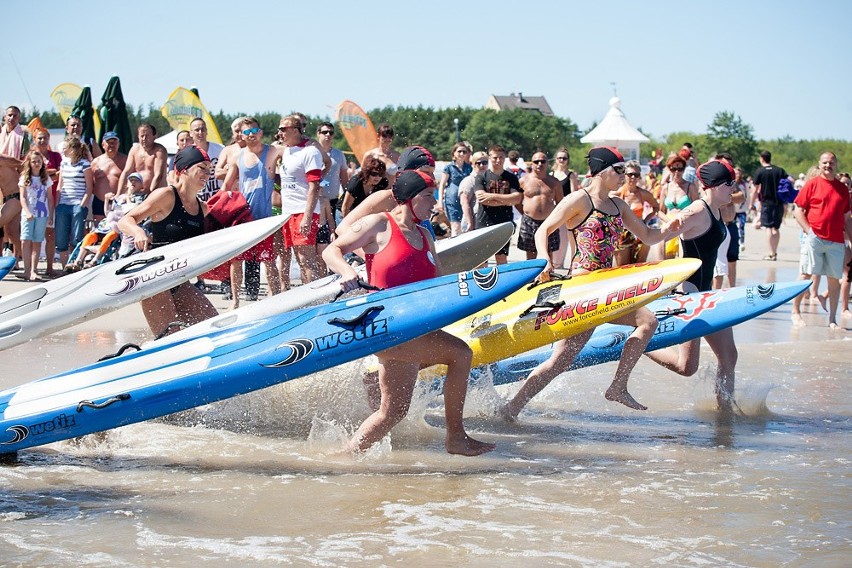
[752,150,789,260]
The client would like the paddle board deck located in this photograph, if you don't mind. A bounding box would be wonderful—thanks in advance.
[0,216,286,351]
[474,280,810,387]
[156,221,516,348]
[444,258,700,368]
[0,260,545,455]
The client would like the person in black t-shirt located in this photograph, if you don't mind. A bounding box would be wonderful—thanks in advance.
[751,150,789,260]
[473,145,522,264]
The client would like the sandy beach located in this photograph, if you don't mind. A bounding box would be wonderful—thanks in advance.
[1,217,850,566]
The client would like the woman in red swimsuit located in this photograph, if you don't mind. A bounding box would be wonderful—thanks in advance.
[323,170,495,457]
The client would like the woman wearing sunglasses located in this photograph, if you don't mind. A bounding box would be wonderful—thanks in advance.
[644,160,740,412]
[615,160,660,266]
[501,147,676,417]
[436,143,472,237]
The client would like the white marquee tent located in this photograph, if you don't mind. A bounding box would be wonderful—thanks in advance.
[580,97,649,162]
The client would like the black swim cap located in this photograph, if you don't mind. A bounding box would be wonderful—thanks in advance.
[697,160,735,188]
[587,146,624,176]
[398,146,435,171]
[173,145,210,173]
[392,170,435,203]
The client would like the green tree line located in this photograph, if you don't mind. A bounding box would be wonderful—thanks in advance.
[24,105,850,177]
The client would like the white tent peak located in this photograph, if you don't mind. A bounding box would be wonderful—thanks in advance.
[581,96,649,161]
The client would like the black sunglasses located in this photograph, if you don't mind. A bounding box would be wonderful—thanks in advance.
[474,160,488,166]
[612,165,625,174]
[318,130,334,135]
[532,159,548,165]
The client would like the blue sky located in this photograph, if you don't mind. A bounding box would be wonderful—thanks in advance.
[4,0,850,141]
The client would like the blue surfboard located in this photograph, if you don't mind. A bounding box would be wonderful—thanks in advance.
[0,256,14,281]
[0,260,545,455]
[471,281,810,387]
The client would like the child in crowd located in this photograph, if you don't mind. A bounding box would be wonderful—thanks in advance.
[18,150,53,281]
[67,172,145,270]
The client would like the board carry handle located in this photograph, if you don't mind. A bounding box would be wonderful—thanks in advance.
[526,271,571,291]
[654,308,687,319]
[114,255,166,275]
[76,393,131,412]
[328,305,384,328]
[332,280,382,302]
[518,300,566,319]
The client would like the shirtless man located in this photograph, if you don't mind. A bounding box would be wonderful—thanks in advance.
[517,151,563,260]
[215,117,247,191]
[117,123,167,197]
[89,132,127,222]
[362,123,400,182]
[0,106,25,264]
[189,118,224,201]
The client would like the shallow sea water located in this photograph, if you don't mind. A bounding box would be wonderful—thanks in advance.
[1,293,850,568]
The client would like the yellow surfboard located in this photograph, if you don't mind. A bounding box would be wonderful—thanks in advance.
[444,257,700,368]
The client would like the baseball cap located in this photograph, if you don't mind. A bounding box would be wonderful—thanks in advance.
[127,172,143,183]
[103,131,119,141]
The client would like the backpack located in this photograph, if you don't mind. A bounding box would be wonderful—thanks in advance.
[777,177,798,204]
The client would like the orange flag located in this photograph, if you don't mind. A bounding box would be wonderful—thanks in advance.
[335,100,377,164]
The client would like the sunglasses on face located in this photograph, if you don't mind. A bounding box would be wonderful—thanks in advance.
[670,166,685,172]
[319,130,334,135]
[278,126,297,132]
[612,165,625,175]
[532,159,548,165]
[242,127,260,135]
[474,160,488,166]
[625,172,641,178]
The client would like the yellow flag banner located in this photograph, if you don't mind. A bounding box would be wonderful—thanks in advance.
[160,87,223,144]
[49,82,101,138]
[335,100,377,163]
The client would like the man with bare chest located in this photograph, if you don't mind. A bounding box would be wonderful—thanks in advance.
[117,123,167,197]
[90,131,127,222]
[517,151,563,259]
[0,106,25,263]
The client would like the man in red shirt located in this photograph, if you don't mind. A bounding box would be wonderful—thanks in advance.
[791,152,852,329]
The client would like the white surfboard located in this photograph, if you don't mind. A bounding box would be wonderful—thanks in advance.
[0,215,287,351]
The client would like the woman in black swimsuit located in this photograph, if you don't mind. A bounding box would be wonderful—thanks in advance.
[118,146,218,337]
[646,159,740,411]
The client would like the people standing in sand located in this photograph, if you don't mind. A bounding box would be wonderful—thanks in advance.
[615,159,659,266]
[276,115,324,286]
[314,121,349,276]
[17,150,52,281]
[643,160,741,412]
[323,170,495,456]
[549,147,578,268]
[189,118,224,202]
[117,146,218,338]
[55,137,94,269]
[790,152,852,329]
[837,172,852,318]
[0,106,25,267]
[458,151,488,232]
[517,151,563,260]
[362,123,400,183]
[32,128,62,277]
[222,117,281,307]
[473,145,523,265]
[711,153,745,288]
[117,123,168,198]
[501,147,676,419]
[339,157,388,219]
[750,150,790,261]
[90,132,127,223]
[436,143,472,237]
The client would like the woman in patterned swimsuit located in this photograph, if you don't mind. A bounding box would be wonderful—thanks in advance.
[502,147,677,419]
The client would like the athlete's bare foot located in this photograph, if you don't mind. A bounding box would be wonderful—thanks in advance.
[828,321,841,330]
[227,300,240,312]
[791,313,806,327]
[817,294,828,312]
[842,309,852,318]
[605,386,648,410]
[446,434,496,456]
[497,404,518,423]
